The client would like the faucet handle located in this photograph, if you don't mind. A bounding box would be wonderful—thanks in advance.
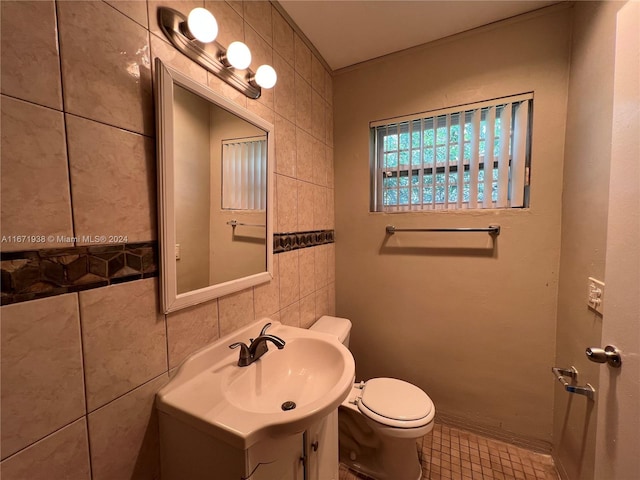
[259,322,272,336]
[229,341,248,350]
[229,342,251,367]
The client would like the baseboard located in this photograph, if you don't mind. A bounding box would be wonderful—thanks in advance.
[435,412,553,454]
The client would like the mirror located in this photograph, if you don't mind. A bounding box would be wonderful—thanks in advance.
[155,59,273,313]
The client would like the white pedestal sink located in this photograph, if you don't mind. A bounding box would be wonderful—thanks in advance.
[156,318,355,479]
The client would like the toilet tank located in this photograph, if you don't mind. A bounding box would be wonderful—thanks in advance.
[310,316,352,347]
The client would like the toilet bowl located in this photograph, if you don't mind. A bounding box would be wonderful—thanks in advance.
[310,316,435,480]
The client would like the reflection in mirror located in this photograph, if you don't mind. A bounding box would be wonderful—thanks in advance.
[174,85,267,293]
[156,59,273,313]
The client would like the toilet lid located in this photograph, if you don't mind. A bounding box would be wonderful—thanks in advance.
[357,378,433,427]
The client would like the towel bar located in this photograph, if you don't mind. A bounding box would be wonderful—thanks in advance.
[385,225,500,235]
[227,220,266,228]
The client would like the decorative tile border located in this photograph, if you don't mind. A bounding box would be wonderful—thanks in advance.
[273,230,335,253]
[1,242,158,306]
[1,231,335,305]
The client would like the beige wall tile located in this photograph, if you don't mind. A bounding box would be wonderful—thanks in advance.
[247,99,274,125]
[328,188,335,230]
[295,74,312,132]
[326,102,334,147]
[312,137,327,186]
[274,52,295,120]
[275,114,296,177]
[151,34,208,86]
[245,23,272,73]
[219,288,255,336]
[311,55,326,98]
[297,180,314,231]
[327,243,336,283]
[254,256,280,318]
[280,301,300,327]
[314,244,329,290]
[105,0,149,28]
[0,96,73,251]
[0,1,62,110]
[58,1,153,136]
[300,293,316,328]
[204,0,243,47]
[296,128,314,183]
[294,34,311,82]
[243,0,272,45]
[298,247,315,297]
[79,279,167,411]
[311,92,326,143]
[207,70,248,108]
[1,294,85,459]
[272,7,294,66]
[0,419,90,480]
[315,285,330,319]
[313,185,329,230]
[245,24,275,111]
[166,300,219,369]
[279,250,300,308]
[328,282,336,316]
[325,147,334,189]
[276,174,298,232]
[88,374,168,480]
[227,0,243,17]
[326,147,334,189]
[66,115,156,244]
[325,70,333,105]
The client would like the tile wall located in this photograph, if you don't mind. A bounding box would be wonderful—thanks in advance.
[0,1,335,478]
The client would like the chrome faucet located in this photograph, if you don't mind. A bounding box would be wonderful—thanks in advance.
[228,323,285,367]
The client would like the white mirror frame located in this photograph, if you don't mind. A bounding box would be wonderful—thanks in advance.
[155,59,274,313]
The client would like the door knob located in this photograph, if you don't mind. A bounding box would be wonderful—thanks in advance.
[585,345,622,367]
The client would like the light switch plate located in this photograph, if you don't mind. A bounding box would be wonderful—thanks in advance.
[587,277,605,313]
[175,244,181,260]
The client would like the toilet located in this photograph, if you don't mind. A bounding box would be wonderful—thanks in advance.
[310,316,435,480]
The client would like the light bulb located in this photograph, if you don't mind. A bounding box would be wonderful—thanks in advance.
[226,41,252,70]
[254,65,277,89]
[187,8,218,43]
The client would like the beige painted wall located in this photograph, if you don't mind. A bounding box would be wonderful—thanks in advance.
[174,85,212,294]
[552,2,622,479]
[334,7,572,445]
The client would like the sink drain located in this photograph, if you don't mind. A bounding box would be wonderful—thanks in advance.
[281,401,296,411]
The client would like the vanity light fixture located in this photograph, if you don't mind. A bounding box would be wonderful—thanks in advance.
[158,7,277,99]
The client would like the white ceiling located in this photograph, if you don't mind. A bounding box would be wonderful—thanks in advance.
[278,1,561,70]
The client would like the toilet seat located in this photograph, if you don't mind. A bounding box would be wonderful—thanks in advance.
[355,378,434,429]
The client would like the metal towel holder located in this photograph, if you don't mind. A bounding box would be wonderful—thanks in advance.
[385,225,500,235]
[551,366,595,400]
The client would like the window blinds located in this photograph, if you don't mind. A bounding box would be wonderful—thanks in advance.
[222,136,267,210]
[371,93,532,212]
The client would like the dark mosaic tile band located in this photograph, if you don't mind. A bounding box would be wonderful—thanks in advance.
[1,231,334,305]
[1,242,158,306]
[273,229,334,253]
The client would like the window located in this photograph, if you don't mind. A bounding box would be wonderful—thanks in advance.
[370,93,532,212]
[222,136,267,210]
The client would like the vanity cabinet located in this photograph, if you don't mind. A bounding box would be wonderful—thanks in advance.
[159,410,338,480]
[305,412,339,480]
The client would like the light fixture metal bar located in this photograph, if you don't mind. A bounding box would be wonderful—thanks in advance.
[158,7,261,99]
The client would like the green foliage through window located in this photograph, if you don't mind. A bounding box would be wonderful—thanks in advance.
[372,94,532,211]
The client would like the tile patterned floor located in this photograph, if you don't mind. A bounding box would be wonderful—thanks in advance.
[339,423,559,480]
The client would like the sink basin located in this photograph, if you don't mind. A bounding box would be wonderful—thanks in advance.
[224,336,347,414]
[156,319,355,450]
